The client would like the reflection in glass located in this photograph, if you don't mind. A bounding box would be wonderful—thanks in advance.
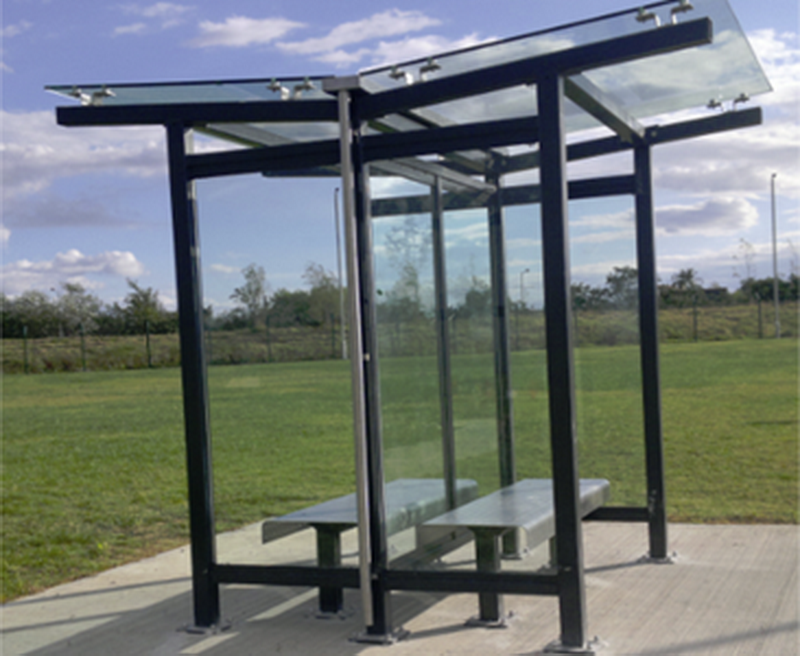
[568,197,646,506]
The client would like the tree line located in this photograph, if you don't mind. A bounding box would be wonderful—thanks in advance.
[1,280,177,339]
[571,266,799,312]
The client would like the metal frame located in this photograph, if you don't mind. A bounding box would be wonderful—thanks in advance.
[52,11,765,653]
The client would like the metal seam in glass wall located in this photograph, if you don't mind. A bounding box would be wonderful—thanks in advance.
[431,177,458,511]
[634,144,669,560]
[486,164,518,557]
[537,73,588,650]
[165,124,219,629]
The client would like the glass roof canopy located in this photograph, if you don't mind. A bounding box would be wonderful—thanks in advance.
[48,0,769,141]
[45,1,772,647]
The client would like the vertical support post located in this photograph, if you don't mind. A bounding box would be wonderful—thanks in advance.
[634,144,669,561]
[431,177,457,510]
[538,74,589,652]
[351,100,399,642]
[332,84,374,630]
[166,123,219,629]
[487,165,518,556]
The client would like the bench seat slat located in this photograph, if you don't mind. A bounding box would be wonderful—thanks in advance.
[263,478,479,543]
[423,478,610,536]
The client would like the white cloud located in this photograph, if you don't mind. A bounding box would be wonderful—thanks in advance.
[277,10,440,57]
[365,33,486,68]
[209,263,239,274]
[656,197,759,236]
[4,193,139,230]
[2,250,146,297]
[1,110,165,201]
[189,16,305,48]
[114,23,147,36]
[117,3,194,32]
[1,21,32,39]
[0,225,10,246]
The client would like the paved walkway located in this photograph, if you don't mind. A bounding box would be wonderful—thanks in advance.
[2,523,797,655]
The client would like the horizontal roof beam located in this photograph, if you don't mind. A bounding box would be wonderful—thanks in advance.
[564,74,645,144]
[56,99,339,127]
[359,19,712,120]
[503,106,763,173]
[371,175,636,217]
[362,116,539,163]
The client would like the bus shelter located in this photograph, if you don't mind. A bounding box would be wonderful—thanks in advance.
[50,0,769,651]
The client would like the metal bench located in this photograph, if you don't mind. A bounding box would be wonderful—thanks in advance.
[422,478,610,625]
[261,478,479,614]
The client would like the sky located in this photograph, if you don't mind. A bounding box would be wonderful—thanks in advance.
[2,0,798,313]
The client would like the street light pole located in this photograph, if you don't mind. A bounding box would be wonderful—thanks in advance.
[771,173,780,339]
[520,268,530,309]
[334,187,347,358]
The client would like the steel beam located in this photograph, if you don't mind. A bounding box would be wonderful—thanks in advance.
[538,74,588,651]
[56,99,338,127]
[564,74,645,144]
[165,124,219,629]
[431,178,457,510]
[634,144,669,560]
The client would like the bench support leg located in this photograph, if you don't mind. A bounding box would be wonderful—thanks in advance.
[316,527,344,615]
[469,530,507,626]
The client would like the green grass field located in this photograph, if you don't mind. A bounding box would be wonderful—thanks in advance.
[1,339,797,602]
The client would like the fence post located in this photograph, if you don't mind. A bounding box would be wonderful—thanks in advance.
[146,319,153,368]
[757,296,763,339]
[266,315,273,362]
[692,296,698,342]
[23,325,29,374]
[80,322,87,372]
[331,312,336,359]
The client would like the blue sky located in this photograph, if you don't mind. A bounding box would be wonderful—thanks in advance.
[2,0,798,312]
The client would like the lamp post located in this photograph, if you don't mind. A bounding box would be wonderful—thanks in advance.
[520,268,530,310]
[334,187,347,358]
[516,268,530,350]
[771,173,780,339]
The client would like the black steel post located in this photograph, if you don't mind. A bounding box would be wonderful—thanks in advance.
[351,103,394,640]
[431,177,458,510]
[487,165,518,556]
[634,144,669,560]
[538,73,589,651]
[166,123,219,628]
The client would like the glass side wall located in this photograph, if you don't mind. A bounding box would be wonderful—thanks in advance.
[444,209,502,496]
[371,169,504,563]
[568,196,646,506]
[504,202,552,482]
[194,173,359,569]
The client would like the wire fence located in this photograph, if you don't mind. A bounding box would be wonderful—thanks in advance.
[3,301,796,374]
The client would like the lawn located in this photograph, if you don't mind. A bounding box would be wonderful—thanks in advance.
[1,339,796,602]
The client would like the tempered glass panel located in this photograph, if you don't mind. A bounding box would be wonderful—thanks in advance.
[445,210,501,494]
[505,203,552,481]
[362,0,769,128]
[195,174,358,569]
[49,0,768,154]
[568,196,646,505]
[47,77,331,106]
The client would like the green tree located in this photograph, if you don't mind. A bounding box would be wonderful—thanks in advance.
[303,263,341,325]
[230,264,269,329]
[604,266,638,309]
[57,283,102,335]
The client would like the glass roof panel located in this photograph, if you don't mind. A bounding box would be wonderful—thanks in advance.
[46,77,331,106]
[47,0,769,140]
[361,0,770,129]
